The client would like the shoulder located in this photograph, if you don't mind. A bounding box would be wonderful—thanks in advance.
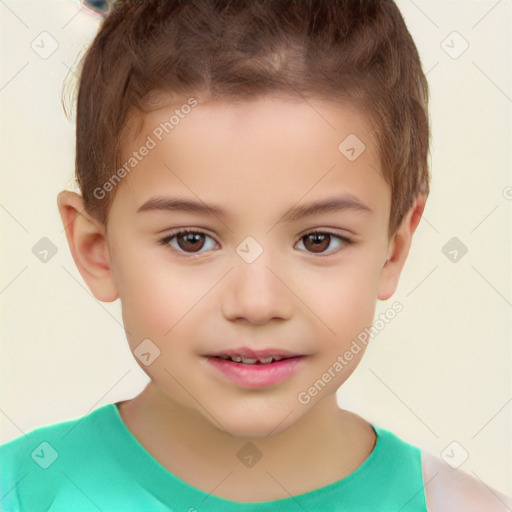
[0,405,115,511]
[1,405,109,463]
[421,450,512,512]
[1,423,62,511]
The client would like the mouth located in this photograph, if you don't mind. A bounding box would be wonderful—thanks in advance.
[203,348,307,388]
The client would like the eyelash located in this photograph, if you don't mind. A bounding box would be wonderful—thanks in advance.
[158,228,353,258]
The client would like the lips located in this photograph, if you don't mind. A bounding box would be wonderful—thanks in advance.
[202,345,307,387]
[205,354,306,388]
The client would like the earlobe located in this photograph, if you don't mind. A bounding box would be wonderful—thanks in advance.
[377,194,427,301]
[57,191,119,302]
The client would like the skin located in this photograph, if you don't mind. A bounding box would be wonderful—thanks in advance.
[57,94,426,502]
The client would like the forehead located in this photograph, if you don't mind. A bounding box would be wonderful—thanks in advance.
[113,94,389,224]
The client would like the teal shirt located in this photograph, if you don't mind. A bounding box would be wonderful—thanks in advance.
[1,403,428,511]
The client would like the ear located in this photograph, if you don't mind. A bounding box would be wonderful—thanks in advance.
[57,191,119,302]
[378,194,427,300]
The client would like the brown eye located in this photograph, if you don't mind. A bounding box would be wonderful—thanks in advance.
[303,233,330,253]
[159,230,218,255]
[295,231,351,256]
[176,232,205,252]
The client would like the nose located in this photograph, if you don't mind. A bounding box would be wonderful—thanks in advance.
[221,251,294,325]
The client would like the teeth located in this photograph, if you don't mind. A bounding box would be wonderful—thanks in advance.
[216,355,286,364]
[217,355,290,364]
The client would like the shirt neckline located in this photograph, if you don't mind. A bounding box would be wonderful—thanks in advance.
[104,401,384,507]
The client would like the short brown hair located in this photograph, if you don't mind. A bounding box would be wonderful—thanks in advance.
[70,0,430,237]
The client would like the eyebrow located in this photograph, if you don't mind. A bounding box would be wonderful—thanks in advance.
[137,194,373,223]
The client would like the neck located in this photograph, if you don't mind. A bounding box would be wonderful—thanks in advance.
[118,382,375,501]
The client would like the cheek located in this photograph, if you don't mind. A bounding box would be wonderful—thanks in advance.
[297,257,382,333]
[116,256,212,345]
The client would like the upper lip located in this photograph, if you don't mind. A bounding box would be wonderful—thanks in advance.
[206,347,302,359]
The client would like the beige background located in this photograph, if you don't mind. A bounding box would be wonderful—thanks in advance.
[1,0,511,496]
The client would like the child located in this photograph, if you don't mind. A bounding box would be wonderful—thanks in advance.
[1,0,510,510]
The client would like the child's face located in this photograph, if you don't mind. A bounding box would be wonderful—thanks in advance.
[87,95,413,436]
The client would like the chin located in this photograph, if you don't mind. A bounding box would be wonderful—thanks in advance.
[209,404,300,439]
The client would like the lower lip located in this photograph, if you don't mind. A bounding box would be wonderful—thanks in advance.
[204,356,306,388]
